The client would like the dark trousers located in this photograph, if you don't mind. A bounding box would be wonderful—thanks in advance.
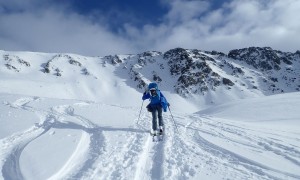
[151,105,163,131]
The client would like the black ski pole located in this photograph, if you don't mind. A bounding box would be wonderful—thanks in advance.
[136,100,144,125]
[168,106,179,133]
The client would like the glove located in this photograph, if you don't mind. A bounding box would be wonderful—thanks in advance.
[163,108,167,112]
[144,89,149,95]
[167,103,170,107]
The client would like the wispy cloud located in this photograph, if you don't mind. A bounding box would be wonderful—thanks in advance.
[132,0,300,53]
[0,0,299,56]
[0,0,135,56]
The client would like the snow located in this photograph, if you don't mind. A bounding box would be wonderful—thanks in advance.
[0,50,300,180]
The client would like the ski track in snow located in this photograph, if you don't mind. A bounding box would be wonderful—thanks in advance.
[184,115,300,179]
[0,97,107,180]
[51,105,106,179]
[1,97,47,180]
[133,113,166,180]
[1,97,300,179]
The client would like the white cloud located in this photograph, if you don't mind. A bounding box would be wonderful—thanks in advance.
[0,2,136,56]
[164,0,210,23]
[148,0,300,53]
[0,0,299,56]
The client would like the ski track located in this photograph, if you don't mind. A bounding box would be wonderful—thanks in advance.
[57,110,106,179]
[132,111,167,180]
[133,112,198,180]
[186,115,300,179]
[0,97,107,180]
[1,97,51,180]
[94,126,146,179]
[1,97,300,179]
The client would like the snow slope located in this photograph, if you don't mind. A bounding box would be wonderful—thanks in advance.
[1,92,300,179]
[0,49,300,180]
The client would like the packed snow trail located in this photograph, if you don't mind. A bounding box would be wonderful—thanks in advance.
[0,94,300,180]
[134,112,167,180]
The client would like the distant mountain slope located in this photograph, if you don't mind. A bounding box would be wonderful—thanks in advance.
[1,47,299,105]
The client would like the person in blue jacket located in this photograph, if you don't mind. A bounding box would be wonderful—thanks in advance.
[142,82,169,135]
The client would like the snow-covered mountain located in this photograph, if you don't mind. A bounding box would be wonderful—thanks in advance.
[0,48,300,180]
[1,47,299,105]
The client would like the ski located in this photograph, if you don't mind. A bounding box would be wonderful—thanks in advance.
[150,130,164,142]
[150,132,157,142]
[158,130,163,141]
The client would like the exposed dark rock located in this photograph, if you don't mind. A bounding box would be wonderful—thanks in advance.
[43,60,52,73]
[5,64,19,72]
[129,68,147,89]
[81,68,89,75]
[153,74,162,83]
[163,48,223,95]
[3,54,30,70]
[104,55,122,65]
[228,47,282,71]
[222,78,234,86]
[18,59,30,67]
[69,59,82,67]
[55,68,62,76]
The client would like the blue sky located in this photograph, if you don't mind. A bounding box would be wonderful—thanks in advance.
[59,0,168,29]
[0,0,299,56]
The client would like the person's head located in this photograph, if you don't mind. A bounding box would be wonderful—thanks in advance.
[150,88,157,96]
[148,82,158,96]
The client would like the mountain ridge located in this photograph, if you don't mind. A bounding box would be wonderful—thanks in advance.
[1,47,299,104]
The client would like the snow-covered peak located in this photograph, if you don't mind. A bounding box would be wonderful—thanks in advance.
[1,47,300,106]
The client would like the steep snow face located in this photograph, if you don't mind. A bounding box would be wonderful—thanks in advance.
[0,50,199,112]
[0,51,141,106]
[228,47,300,94]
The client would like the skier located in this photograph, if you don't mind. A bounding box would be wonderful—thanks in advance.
[142,82,169,136]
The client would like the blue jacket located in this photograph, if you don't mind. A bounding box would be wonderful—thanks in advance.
[142,89,169,112]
